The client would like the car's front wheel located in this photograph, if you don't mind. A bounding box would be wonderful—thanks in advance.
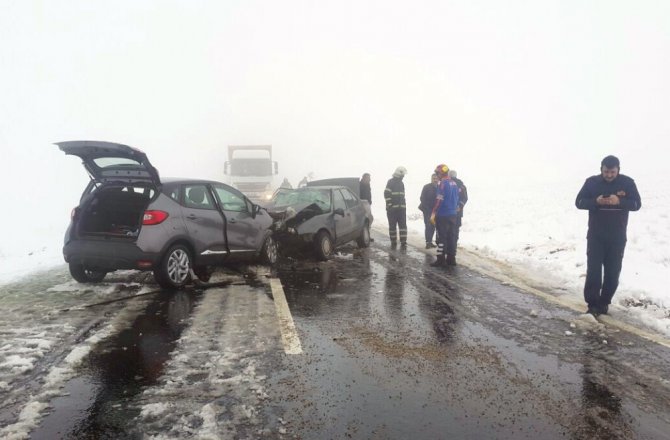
[314,230,333,261]
[154,244,192,289]
[69,263,106,283]
[261,235,278,265]
[356,222,371,248]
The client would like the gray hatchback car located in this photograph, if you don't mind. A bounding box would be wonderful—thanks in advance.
[58,140,277,289]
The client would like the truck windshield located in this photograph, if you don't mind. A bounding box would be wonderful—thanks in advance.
[231,158,272,176]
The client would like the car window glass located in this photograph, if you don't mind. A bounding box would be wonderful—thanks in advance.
[333,190,346,211]
[184,185,215,210]
[213,185,246,212]
[121,186,154,198]
[93,157,142,168]
[342,188,359,209]
[167,187,180,202]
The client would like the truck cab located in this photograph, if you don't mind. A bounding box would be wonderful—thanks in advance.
[224,145,278,203]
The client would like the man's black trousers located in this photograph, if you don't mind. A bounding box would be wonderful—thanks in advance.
[584,234,626,308]
[422,209,436,244]
[387,209,407,244]
[436,215,458,257]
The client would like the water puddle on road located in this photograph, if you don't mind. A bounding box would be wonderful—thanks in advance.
[31,290,201,439]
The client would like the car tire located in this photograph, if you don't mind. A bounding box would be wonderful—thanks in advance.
[314,230,333,261]
[154,244,192,289]
[356,222,371,248]
[261,235,278,265]
[69,263,107,283]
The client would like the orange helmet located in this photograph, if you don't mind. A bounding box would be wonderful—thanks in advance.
[435,164,449,176]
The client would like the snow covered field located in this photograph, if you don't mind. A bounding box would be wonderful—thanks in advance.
[1,174,668,338]
[373,175,670,337]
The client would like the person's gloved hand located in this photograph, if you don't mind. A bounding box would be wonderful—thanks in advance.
[430,213,436,225]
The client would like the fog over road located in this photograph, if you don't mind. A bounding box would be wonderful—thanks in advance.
[1,232,670,439]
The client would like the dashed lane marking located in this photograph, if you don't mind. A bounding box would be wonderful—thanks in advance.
[269,277,303,355]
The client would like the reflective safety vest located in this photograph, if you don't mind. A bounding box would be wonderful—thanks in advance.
[384,177,406,210]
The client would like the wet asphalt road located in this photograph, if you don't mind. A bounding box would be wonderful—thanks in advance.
[2,231,670,439]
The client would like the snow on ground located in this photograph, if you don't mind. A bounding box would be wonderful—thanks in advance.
[0,292,150,440]
[0,174,668,337]
[134,284,282,439]
[372,174,670,337]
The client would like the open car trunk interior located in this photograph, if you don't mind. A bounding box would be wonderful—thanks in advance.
[77,185,155,238]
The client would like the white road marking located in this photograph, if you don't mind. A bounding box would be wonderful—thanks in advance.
[269,277,303,354]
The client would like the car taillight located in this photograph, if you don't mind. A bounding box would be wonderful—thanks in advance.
[143,210,169,225]
[71,207,79,220]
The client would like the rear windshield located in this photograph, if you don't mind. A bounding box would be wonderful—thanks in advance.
[93,157,142,168]
[272,188,331,211]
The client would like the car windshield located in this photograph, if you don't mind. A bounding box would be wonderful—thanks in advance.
[272,188,331,211]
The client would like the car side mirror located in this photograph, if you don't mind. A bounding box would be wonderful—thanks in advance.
[334,208,345,216]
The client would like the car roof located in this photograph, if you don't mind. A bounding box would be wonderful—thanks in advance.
[161,177,225,185]
[282,185,346,190]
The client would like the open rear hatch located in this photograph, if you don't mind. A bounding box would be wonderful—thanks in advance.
[56,140,160,185]
[57,141,161,239]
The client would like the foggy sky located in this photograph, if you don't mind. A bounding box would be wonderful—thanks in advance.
[1,0,669,221]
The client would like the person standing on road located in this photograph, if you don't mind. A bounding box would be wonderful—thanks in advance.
[419,174,439,248]
[384,166,408,248]
[448,169,468,247]
[575,155,641,316]
[430,164,459,267]
[280,178,293,189]
[359,173,372,204]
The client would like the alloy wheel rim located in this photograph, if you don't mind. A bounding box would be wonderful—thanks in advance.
[167,249,190,284]
[322,237,332,255]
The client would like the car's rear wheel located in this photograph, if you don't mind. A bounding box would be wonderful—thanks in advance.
[356,222,371,248]
[261,235,278,265]
[154,244,192,289]
[314,230,333,261]
[69,263,107,283]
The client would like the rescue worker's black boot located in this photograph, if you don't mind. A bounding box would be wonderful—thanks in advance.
[430,255,446,267]
[390,241,397,249]
[446,254,457,266]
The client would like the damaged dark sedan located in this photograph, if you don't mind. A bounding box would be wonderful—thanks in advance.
[267,185,373,260]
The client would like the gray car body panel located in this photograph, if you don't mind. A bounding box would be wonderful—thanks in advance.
[59,142,273,273]
[268,185,372,250]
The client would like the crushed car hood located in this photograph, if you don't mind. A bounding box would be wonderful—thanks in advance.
[267,202,326,227]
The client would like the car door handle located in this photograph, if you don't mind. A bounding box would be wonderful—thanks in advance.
[229,218,237,223]
[187,214,198,220]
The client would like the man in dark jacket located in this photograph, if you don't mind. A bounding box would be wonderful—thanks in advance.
[359,173,372,204]
[419,174,439,248]
[384,166,407,248]
[448,169,468,246]
[575,155,641,316]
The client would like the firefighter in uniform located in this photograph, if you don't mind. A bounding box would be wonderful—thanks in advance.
[384,166,408,248]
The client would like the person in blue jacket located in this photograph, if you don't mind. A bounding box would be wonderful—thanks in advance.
[575,155,641,315]
[430,164,460,267]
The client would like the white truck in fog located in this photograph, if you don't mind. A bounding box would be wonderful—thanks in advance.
[224,145,278,203]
